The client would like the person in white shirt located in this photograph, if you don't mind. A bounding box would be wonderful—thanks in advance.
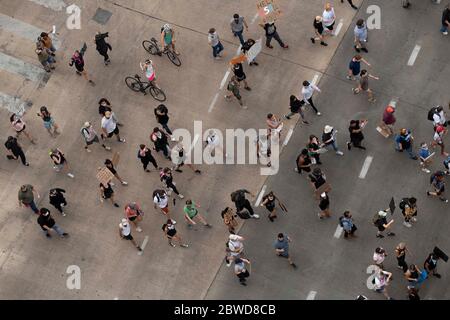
[205,130,228,158]
[373,247,387,269]
[119,218,142,251]
[322,3,336,35]
[101,111,125,143]
[374,269,393,300]
[432,125,448,156]
[225,234,245,266]
[153,189,171,218]
[81,122,110,152]
[301,80,321,116]
[208,28,224,59]
[432,106,446,127]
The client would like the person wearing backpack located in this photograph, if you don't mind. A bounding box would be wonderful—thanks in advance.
[231,189,259,219]
[399,197,417,228]
[419,142,433,174]
[424,252,442,279]
[234,258,251,286]
[224,76,247,109]
[394,128,418,160]
[153,189,170,218]
[160,167,184,199]
[137,144,159,172]
[150,127,171,160]
[431,125,448,156]
[339,211,357,238]
[373,209,395,238]
[427,171,448,202]
[221,207,239,234]
[428,106,446,128]
[81,122,110,152]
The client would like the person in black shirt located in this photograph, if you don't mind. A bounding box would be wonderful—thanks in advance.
[295,149,312,174]
[231,189,260,219]
[49,188,67,216]
[374,209,395,238]
[99,182,119,207]
[260,191,284,222]
[137,144,159,172]
[311,16,328,46]
[232,62,251,91]
[37,208,68,238]
[5,136,28,166]
[285,95,308,124]
[150,127,171,160]
[441,4,450,35]
[241,38,258,66]
[154,104,173,135]
[94,31,112,65]
[160,167,184,199]
[98,98,123,126]
[307,135,322,165]
[260,21,288,49]
[347,119,367,150]
[341,0,358,10]
[104,159,128,185]
[318,192,331,219]
[424,252,441,278]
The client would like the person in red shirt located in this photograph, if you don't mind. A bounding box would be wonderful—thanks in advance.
[380,105,396,136]
[125,202,143,232]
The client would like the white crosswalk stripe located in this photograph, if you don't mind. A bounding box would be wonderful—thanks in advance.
[0,52,47,82]
[27,0,67,11]
[0,92,32,115]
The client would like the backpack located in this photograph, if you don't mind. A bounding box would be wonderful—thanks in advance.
[231,190,244,203]
[398,198,409,211]
[427,107,439,121]
[339,216,344,227]
[80,127,90,139]
[153,189,165,202]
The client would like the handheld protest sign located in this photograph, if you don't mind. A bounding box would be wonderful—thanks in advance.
[389,197,395,215]
[433,246,448,262]
[245,38,262,65]
[96,166,114,185]
[257,0,282,24]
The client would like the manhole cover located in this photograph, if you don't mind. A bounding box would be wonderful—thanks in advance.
[92,8,112,25]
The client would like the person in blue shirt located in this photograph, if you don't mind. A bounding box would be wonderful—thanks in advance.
[395,128,418,160]
[419,143,432,173]
[274,233,297,269]
[347,55,371,80]
[354,19,368,53]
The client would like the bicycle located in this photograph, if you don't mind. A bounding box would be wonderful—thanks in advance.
[125,74,166,102]
[142,37,181,67]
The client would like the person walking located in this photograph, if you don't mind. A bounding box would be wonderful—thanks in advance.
[10,114,35,144]
[171,139,201,174]
[230,189,260,219]
[35,45,55,72]
[160,24,179,55]
[419,143,433,174]
[242,38,259,66]
[104,159,128,185]
[18,184,40,214]
[373,209,395,238]
[49,188,67,216]
[347,119,367,150]
[339,211,357,238]
[37,208,68,238]
[395,242,409,272]
[125,202,143,233]
[427,170,448,202]
[441,3,450,35]
[119,218,142,251]
[295,149,312,174]
[266,113,283,138]
[153,189,171,218]
[404,264,421,290]
[311,16,328,46]
[137,144,160,172]
[225,76,247,109]
[318,192,331,219]
[162,219,188,248]
[98,98,123,126]
[431,125,448,156]
[307,135,322,165]
[49,148,74,178]
[341,0,358,10]
[260,191,286,222]
[94,31,112,65]
[101,111,125,143]
[4,136,29,166]
[301,81,321,115]
[154,104,173,136]
[444,154,450,175]
[430,105,446,128]
[226,234,245,266]
[221,207,239,234]
[160,167,184,198]
[322,125,344,155]
[183,199,212,229]
[285,95,308,123]
[38,31,56,55]
[208,28,224,59]
[99,182,119,207]
[81,122,111,152]
[308,168,330,200]
[379,105,396,137]
[352,70,379,102]
[347,55,370,80]
[274,233,297,269]
[205,130,228,159]
[399,197,418,228]
[150,127,171,160]
[37,106,59,137]
[424,252,442,279]
[373,247,388,269]
[231,62,251,91]
[234,258,251,286]
[395,128,418,160]
[373,269,393,300]
[261,21,288,49]
[230,14,248,46]
[354,19,368,53]
[69,43,95,85]
[322,3,337,36]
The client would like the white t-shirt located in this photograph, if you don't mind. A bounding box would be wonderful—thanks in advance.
[207,133,220,147]
[101,116,116,134]
[119,222,131,236]
[302,84,320,102]
[373,252,385,264]
[434,131,443,142]
[228,240,243,256]
[154,194,168,208]
[322,8,336,26]
[433,111,445,126]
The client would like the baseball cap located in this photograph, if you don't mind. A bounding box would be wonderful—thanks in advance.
[386,106,395,113]
[378,210,387,217]
[84,122,91,128]
[324,125,333,134]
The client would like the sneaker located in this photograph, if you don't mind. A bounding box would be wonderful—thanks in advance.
[89,80,96,86]
[320,41,328,46]
[175,169,183,173]
[169,242,176,247]
[86,148,92,153]
[316,112,321,116]
[204,223,212,228]
[195,170,201,174]
[269,216,274,222]
[411,217,417,222]
[291,263,298,269]
[387,232,396,236]
[224,95,231,101]
[434,273,442,278]
[121,181,128,185]
[411,156,418,160]
[403,221,412,228]
[119,138,126,143]
[240,281,247,286]
[443,31,449,36]
[46,233,52,238]
[61,233,69,237]
[251,214,260,219]
[440,198,449,203]
[421,168,431,173]
[376,234,384,238]
[180,244,189,248]
[25,163,30,166]
[397,266,404,270]
[427,191,431,196]
[266,44,274,49]
[310,37,315,44]
[244,86,251,91]
[178,194,184,199]
[114,203,120,208]
[347,142,351,150]
[369,98,376,102]
[104,146,111,151]
[302,120,310,124]
[226,258,232,267]
[336,151,344,156]
[241,105,248,109]
[282,44,289,49]
[136,227,142,233]
[67,173,75,178]
[252,61,259,66]
[318,213,324,220]
[361,48,368,53]
[171,136,177,141]
[61,212,67,217]
[354,46,361,53]
[346,75,353,80]
[214,56,222,60]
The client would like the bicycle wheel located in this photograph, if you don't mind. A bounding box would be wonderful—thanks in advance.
[167,50,181,67]
[125,77,142,92]
[142,40,159,55]
[149,86,166,102]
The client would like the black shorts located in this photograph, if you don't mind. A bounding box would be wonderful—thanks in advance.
[236,73,246,81]
[123,234,133,240]
[75,64,84,72]
[265,204,275,212]
[128,216,137,222]
[86,135,100,145]
[325,22,335,30]
[167,229,177,237]
[107,127,119,137]
[16,125,26,133]
[377,225,386,232]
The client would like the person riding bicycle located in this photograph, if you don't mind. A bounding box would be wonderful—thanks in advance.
[139,59,160,89]
[160,24,179,55]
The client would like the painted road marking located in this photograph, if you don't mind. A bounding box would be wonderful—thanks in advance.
[188,134,200,153]
[334,19,344,36]
[0,52,46,82]
[0,92,32,115]
[306,291,317,300]
[235,44,242,55]
[283,125,294,146]
[407,45,421,66]
[208,93,219,113]
[113,297,119,300]
[311,74,320,86]
[334,225,343,239]
[0,13,61,49]
[27,0,67,11]
[251,13,259,24]
[137,236,149,256]
[220,71,231,90]
[254,185,267,207]
[358,156,373,179]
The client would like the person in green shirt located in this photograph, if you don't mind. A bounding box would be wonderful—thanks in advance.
[183,199,212,228]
